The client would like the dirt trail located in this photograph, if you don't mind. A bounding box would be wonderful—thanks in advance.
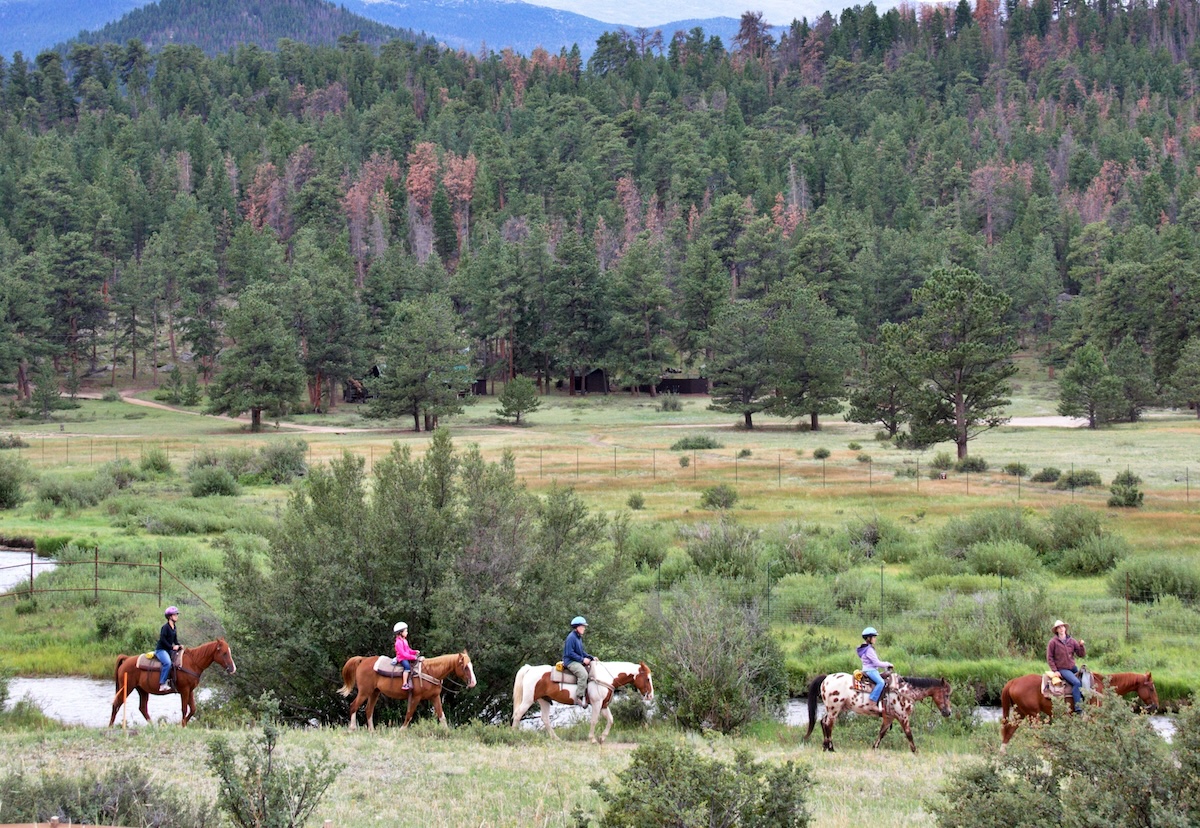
[78,391,385,434]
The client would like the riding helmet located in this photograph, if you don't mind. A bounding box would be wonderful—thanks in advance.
[571,616,588,627]
[861,626,878,638]
[164,606,180,617]
[394,621,408,633]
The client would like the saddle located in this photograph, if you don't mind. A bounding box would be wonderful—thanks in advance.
[135,650,183,672]
[373,656,425,679]
[551,661,593,686]
[1042,668,1092,700]
[852,668,895,697]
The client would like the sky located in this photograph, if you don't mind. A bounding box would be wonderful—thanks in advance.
[512,0,859,26]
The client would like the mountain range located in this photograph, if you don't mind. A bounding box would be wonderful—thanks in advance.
[0,0,750,60]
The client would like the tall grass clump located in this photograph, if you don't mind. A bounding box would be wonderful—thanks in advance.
[1109,556,1200,603]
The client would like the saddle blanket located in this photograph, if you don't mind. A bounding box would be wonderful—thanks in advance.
[373,656,407,678]
[135,651,182,671]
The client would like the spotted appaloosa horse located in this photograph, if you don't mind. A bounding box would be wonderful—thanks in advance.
[999,670,1158,752]
[511,660,654,744]
[109,638,236,727]
[803,672,952,753]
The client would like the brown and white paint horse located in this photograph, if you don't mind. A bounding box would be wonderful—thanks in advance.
[803,672,953,753]
[999,670,1158,752]
[511,660,654,744]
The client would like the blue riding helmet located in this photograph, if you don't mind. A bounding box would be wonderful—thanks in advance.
[861,627,878,638]
[571,616,588,627]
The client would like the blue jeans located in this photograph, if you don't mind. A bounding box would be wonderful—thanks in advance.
[395,659,412,670]
[1059,669,1083,711]
[865,669,885,702]
[155,649,172,686]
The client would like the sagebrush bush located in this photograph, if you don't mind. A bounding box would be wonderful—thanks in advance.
[965,540,1041,578]
[1003,462,1029,477]
[894,466,919,479]
[139,447,173,475]
[1055,468,1103,489]
[1044,505,1103,551]
[995,582,1055,652]
[1056,534,1128,576]
[955,456,988,473]
[188,466,241,497]
[594,741,812,827]
[98,458,141,490]
[857,452,872,463]
[847,441,862,451]
[736,447,752,458]
[812,447,831,460]
[930,451,954,470]
[257,439,307,483]
[101,389,122,403]
[1031,466,1061,483]
[0,454,28,509]
[1109,556,1200,603]
[626,492,645,510]
[35,472,113,507]
[670,435,723,451]
[700,483,739,510]
[678,455,689,468]
[681,518,758,578]
[935,508,1047,558]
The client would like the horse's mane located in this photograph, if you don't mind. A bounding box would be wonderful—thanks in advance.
[421,651,467,672]
[901,676,945,689]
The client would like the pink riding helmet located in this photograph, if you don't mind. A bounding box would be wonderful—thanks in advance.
[164,606,180,617]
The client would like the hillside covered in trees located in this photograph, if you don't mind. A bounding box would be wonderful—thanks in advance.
[3,0,1200,448]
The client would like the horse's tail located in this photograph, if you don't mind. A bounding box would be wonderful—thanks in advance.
[338,656,364,698]
[512,664,532,725]
[114,655,130,691]
[803,675,826,741]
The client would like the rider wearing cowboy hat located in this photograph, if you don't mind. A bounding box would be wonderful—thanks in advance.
[156,606,182,692]
[563,616,593,709]
[1047,619,1086,713]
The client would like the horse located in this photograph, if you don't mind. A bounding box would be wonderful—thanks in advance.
[338,651,477,731]
[999,670,1158,752]
[108,638,237,727]
[511,660,654,744]
[803,672,953,753]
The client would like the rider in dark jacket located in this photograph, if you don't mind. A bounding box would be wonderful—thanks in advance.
[155,606,182,692]
[563,616,593,708]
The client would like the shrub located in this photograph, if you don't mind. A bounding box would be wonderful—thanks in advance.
[848,441,862,451]
[189,466,241,497]
[1057,534,1129,576]
[875,430,892,441]
[99,458,141,490]
[34,535,73,556]
[593,741,812,827]
[935,508,1046,558]
[657,392,683,412]
[94,606,132,642]
[812,447,830,460]
[140,448,173,475]
[736,447,752,458]
[1003,462,1029,477]
[207,721,342,828]
[700,484,739,510]
[35,473,114,507]
[642,580,786,732]
[0,764,213,826]
[965,541,1041,578]
[101,389,122,403]
[857,452,872,463]
[1044,505,1103,551]
[955,456,988,473]
[681,518,758,578]
[0,455,28,509]
[679,455,690,468]
[845,516,914,563]
[670,435,723,451]
[1108,469,1144,507]
[1109,556,1200,603]
[0,434,29,449]
[1031,467,1061,483]
[1055,469,1103,489]
[626,492,645,510]
[996,582,1055,652]
[894,466,919,479]
[257,440,307,483]
[930,451,954,470]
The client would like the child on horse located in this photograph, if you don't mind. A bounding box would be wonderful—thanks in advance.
[1047,619,1086,713]
[392,621,421,691]
[156,606,182,693]
[856,627,892,711]
[563,616,594,709]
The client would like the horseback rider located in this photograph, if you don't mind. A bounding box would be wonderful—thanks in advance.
[563,616,593,709]
[156,606,182,693]
[392,622,421,691]
[1047,619,1086,713]
[856,627,892,711]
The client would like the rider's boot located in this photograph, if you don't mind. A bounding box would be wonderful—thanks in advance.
[401,670,412,691]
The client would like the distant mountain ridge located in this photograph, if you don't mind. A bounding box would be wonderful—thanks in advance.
[70,0,427,55]
[2,0,748,61]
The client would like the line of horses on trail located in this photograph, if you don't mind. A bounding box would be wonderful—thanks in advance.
[106,640,1160,754]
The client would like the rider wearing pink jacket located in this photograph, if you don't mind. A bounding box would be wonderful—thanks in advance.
[392,622,421,690]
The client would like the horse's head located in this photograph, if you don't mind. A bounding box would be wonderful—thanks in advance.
[633,662,654,701]
[216,638,237,675]
[1136,672,1159,713]
[456,651,477,689]
[932,677,952,717]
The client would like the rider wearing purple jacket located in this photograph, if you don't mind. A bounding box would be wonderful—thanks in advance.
[856,627,892,708]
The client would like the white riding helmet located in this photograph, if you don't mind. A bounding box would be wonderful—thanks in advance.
[394,621,408,633]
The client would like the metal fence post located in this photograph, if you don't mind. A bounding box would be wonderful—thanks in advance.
[94,547,99,601]
[159,548,163,606]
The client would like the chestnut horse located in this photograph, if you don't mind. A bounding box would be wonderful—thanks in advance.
[339,651,477,731]
[803,672,953,753]
[511,660,654,744]
[999,670,1158,751]
[108,638,237,727]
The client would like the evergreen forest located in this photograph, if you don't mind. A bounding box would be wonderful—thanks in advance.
[4,0,1200,449]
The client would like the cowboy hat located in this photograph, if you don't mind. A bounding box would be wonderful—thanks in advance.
[1051,619,1069,631]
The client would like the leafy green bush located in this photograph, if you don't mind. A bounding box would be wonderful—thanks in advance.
[812,447,830,460]
[657,392,683,412]
[1055,468,1103,489]
[1044,505,1103,551]
[35,472,114,507]
[847,441,862,450]
[955,456,988,473]
[140,447,173,475]
[0,454,28,509]
[593,741,812,827]
[965,541,1041,578]
[189,466,241,497]
[1109,556,1200,603]
[0,764,213,826]
[670,435,723,451]
[934,508,1047,558]
[257,439,308,483]
[1056,534,1128,576]
[844,516,915,562]
[626,492,645,510]
[101,389,122,402]
[1003,462,1029,477]
[681,518,758,578]
[1108,469,1144,507]
[98,458,141,490]
[996,582,1055,652]
[1030,467,1061,483]
[930,451,954,470]
[857,452,872,463]
[678,455,690,468]
[736,447,752,458]
[700,483,739,510]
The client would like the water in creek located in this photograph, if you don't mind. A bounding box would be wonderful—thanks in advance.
[0,548,57,593]
[4,676,212,727]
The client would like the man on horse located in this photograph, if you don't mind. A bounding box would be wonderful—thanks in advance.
[155,606,182,693]
[856,627,892,712]
[1047,619,1086,713]
[563,616,593,709]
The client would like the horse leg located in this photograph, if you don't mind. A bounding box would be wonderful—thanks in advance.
[539,699,556,739]
[899,716,918,753]
[512,692,534,729]
[365,690,381,732]
[180,688,191,727]
[821,712,838,752]
[348,692,363,731]
[109,671,128,727]
[138,687,151,723]
[400,693,418,729]
[432,693,448,729]
[872,713,891,749]
[598,705,614,745]
[587,701,600,744]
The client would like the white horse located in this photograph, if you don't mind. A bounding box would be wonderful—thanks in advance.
[511,659,654,744]
[803,672,952,753]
